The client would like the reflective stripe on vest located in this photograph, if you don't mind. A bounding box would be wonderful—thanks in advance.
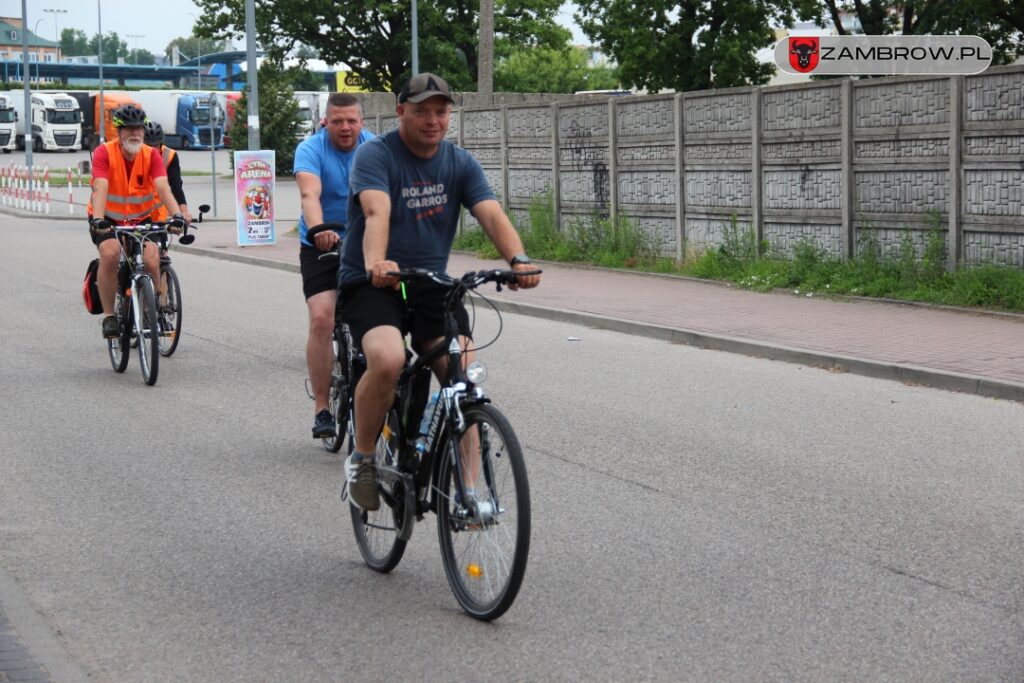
[87,141,162,223]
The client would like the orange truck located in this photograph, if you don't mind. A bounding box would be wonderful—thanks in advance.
[69,91,142,150]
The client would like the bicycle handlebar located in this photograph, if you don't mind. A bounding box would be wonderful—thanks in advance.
[96,218,200,241]
[385,267,543,289]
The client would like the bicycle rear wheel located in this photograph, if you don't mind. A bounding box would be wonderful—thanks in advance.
[349,406,407,572]
[437,403,530,621]
[135,276,160,386]
[158,263,182,357]
[107,291,130,373]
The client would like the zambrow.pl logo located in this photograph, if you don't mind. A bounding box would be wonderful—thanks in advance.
[775,35,992,75]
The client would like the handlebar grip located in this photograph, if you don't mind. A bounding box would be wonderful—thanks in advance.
[307,223,345,242]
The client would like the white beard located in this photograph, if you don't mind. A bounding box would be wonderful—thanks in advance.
[122,139,143,156]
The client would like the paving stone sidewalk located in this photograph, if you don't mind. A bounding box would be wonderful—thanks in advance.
[178,220,1024,403]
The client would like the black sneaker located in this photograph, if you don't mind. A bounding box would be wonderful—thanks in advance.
[101,315,119,339]
[312,409,336,438]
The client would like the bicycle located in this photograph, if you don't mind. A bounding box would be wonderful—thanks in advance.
[102,218,188,386]
[155,204,209,357]
[338,266,540,621]
[302,223,348,453]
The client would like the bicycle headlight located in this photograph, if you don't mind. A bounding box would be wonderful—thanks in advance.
[466,361,487,385]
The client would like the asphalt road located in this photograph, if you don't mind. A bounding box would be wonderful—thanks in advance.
[2,214,1023,681]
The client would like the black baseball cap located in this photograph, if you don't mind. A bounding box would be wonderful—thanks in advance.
[398,73,454,104]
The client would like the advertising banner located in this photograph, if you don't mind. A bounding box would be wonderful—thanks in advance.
[775,35,992,76]
[234,150,276,245]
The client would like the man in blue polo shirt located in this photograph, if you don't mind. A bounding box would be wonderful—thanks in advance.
[294,93,374,439]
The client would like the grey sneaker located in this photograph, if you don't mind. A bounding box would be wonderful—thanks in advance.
[347,458,380,511]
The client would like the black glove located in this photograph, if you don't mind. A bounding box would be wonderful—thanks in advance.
[169,214,186,229]
[89,217,112,232]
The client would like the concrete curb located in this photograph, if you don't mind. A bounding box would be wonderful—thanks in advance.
[176,243,299,274]
[489,298,1024,403]
[0,567,90,683]
[174,244,1024,404]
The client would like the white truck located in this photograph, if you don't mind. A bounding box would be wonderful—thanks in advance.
[294,91,321,130]
[0,94,16,152]
[295,98,313,138]
[12,92,83,152]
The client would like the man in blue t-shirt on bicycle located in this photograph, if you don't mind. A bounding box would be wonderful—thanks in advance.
[295,93,374,439]
[339,73,541,511]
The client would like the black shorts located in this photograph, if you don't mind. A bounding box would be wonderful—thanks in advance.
[299,244,340,299]
[88,221,117,246]
[340,280,472,354]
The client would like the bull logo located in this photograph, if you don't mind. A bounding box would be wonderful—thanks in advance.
[789,37,820,73]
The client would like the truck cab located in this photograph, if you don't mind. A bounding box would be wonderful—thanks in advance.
[0,94,16,152]
[15,93,83,152]
[295,99,312,139]
[185,93,225,149]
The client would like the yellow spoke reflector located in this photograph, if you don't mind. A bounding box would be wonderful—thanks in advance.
[466,564,483,579]
[382,425,393,440]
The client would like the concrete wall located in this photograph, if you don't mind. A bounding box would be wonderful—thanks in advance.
[361,65,1024,267]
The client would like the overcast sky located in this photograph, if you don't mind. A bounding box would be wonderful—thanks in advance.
[4,0,589,58]
[6,0,203,54]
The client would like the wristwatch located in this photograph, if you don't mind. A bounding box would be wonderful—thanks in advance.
[509,254,531,267]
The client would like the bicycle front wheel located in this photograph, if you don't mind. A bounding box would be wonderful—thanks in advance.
[107,291,130,373]
[436,403,530,621]
[349,406,407,572]
[158,264,182,357]
[322,334,348,453]
[135,276,160,386]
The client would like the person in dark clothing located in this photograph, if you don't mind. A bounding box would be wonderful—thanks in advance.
[144,121,192,223]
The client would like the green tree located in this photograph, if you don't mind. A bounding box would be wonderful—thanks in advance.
[60,28,90,57]
[127,49,156,66]
[283,66,326,92]
[88,32,128,64]
[294,44,320,61]
[229,61,301,175]
[495,46,619,93]
[194,0,570,93]
[164,33,229,62]
[576,0,819,91]
[823,0,1024,65]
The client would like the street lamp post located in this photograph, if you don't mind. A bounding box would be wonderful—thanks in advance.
[42,8,67,61]
[32,18,44,83]
[97,0,104,144]
[126,33,144,64]
[21,0,33,168]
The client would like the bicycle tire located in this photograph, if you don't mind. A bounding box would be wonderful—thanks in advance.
[136,276,160,386]
[107,290,130,373]
[350,406,408,572]
[158,264,182,357]
[436,403,530,621]
[322,332,349,453]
